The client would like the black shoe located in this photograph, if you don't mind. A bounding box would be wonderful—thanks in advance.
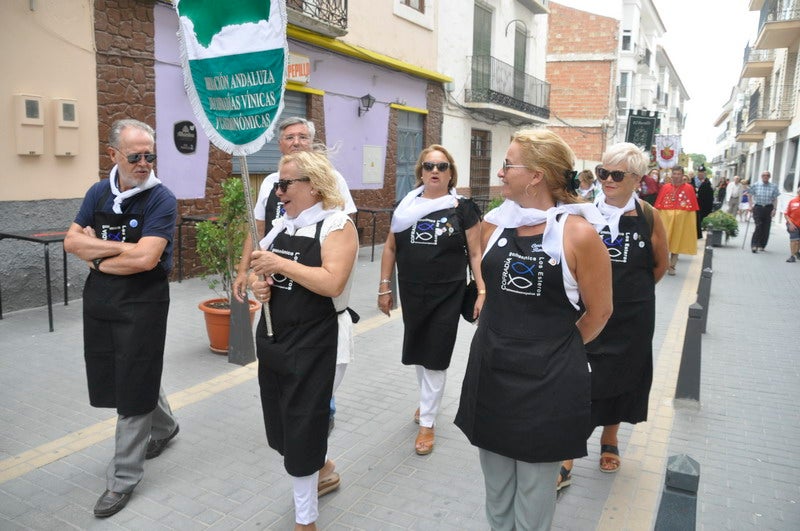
[93,490,131,518]
[146,424,179,459]
[787,256,796,263]
[752,248,758,253]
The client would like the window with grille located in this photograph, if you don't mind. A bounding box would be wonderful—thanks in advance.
[401,0,424,13]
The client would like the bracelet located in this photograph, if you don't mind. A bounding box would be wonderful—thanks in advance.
[478,289,486,295]
[92,257,105,271]
[377,290,392,296]
[379,279,391,284]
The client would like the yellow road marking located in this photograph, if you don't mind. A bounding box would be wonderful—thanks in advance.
[597,251,703,530]
[0,310,403,485]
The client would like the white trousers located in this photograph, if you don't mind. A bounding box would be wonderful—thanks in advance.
[415,366,446,428]
[479,449,561,531]
[292,471,320,525]
[333,362,347,395]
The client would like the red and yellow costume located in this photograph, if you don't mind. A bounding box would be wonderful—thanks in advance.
[654,183,699,255]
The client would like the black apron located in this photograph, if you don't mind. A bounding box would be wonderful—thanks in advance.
[455,228,591,463]
[256,221,337,477]
[394,202,471,370]
[263,187,284,236]
[587,203,655,426]
[83,186,169,417]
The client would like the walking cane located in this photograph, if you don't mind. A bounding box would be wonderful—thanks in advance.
[740,217,751,250]
[239,156,275,341]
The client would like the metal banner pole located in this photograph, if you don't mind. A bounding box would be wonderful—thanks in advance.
[239,155,274,340]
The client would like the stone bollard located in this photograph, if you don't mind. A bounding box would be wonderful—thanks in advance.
[675,303,702,402]
[654,454,700,530]
[702,245,713,270]
[697,267,713,334]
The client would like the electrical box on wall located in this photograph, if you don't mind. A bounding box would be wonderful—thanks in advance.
[14,94,44,155]
[362,145,384,184]
[53,98,79,156]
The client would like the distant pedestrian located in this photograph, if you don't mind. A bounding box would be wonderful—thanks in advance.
[653,166,699,275]
[694,165,714,238]
[739,183,752,222]
[638,168,661,205]
[724,176,743,216]
[749,171,780,252]
[577,169,599,202]
[63,119,180,518]
[558,142,669,490]
[784,187,800,263]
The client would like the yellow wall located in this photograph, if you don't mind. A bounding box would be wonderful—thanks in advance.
[0,0,99,201]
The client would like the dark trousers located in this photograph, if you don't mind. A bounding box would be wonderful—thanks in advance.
[751,204,774,249]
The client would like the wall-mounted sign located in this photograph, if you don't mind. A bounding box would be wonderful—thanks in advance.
[287,52,311,84]
[174,120,198,154]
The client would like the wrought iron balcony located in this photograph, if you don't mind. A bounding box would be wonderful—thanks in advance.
[755,0,800,49]
[740,44,775,78]
[465,55,550,121]
[736,83,795,141]
[287,0,348,38]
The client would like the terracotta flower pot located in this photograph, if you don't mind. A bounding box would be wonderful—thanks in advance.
[198,298,260,354]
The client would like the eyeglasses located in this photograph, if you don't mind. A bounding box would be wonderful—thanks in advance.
[113,147,156,164]
[502,160,527,171]
[422,161,450,172]
[273,177,310,193]
[596,167,633,183]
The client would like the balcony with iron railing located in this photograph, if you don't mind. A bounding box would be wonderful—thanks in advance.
[517,0,550,15]
[465,55,550,121]
[755,0,800,49]
[736,83,796,141]
[287,0,348,38]
[716,129,729,144]
[740,44,776,78]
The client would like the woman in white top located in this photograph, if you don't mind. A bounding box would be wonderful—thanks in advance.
[248,151,358,531]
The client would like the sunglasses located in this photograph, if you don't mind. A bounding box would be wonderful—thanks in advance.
[422,161,450,172]
[273,177,310,193]
[596,167,633,182]
[114,147,157,164]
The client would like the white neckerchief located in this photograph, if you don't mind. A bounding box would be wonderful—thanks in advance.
[109,165,161,214]
[258,201,338,250]
[484,199,606,264]
[389,185,459,233]
[595,194,636,242]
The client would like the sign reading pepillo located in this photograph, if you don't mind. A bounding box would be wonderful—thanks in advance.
[175,0,288,156]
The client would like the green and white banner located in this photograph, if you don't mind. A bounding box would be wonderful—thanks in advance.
[175,0,288,156]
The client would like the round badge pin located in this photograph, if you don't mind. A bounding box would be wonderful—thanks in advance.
[639,241,646,248]
[498,237,508,247]
[129,219,138,228]
[548,258,557,266]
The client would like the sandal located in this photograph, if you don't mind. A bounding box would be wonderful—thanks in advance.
[599,444,621,473]
[667,266,676,276]
[415,426,434,455]
[414,408,420,424]
[556,465,572,491]
[317,459,341,496]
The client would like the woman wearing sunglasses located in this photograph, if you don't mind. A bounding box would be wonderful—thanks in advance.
[455,129,612,530]
[247,151,359,530]
[558,143,669,491]
[378,144,484,456]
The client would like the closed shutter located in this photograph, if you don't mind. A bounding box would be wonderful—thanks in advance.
[232,91,308,174]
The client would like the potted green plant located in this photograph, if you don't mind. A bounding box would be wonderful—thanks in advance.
[195,177,259,353]
[701,210,739,247]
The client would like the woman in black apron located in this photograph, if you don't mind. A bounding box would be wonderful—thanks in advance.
[455,129,612,530]
[248,151,358,530]
[377,144,484,456]
[558,143,669,489]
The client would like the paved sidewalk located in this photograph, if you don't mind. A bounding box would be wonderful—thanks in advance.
[0,223,798,530]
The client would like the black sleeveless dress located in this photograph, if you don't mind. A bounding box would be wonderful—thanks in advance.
[455,228,591,462]
[587,202,655,426]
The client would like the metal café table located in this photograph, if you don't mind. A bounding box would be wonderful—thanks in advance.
[0,228,69,332]
[177,213,218,282]
[354,206,394,262]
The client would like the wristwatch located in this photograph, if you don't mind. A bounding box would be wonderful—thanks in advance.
[92,257,105,271]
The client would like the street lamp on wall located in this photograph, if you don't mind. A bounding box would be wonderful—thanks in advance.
[358,94,376,117]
